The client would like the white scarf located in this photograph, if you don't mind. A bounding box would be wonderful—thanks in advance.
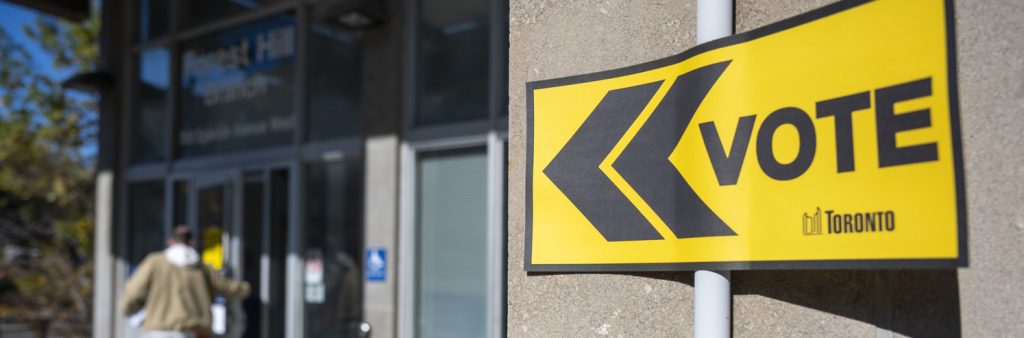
[164,243,200,267]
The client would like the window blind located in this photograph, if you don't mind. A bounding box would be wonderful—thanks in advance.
[415,148,489,338]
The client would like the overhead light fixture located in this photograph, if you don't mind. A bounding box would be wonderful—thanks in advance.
[62,71,113,92]
[336,11,379,30]
[313,0,386,31]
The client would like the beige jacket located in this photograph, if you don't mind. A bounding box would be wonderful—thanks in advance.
[121,245,250,332]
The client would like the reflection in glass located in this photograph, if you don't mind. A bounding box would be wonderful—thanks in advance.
[181,0,287,29]
[307,25,361,142]
[173,181,188,227]
[268,169,289,338]
[415,148,488,337]
[240,173,263,338]
[197,185,225,271]
[304,161,362,337]
[131,48,169,163]
[139,0,169,42]
[415,0,491,126]
[179,14,296,157]
[127,181,165,270]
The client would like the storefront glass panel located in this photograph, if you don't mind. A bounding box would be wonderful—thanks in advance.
[173,180,188,227]
[138,0,169,42]
[266,169,289,338]
[240,173,264,338]
[179,14,296,158]
[127,181,165,269]
[415,0,491,126]
[131,47,169,164]
[307,25,361,142]
[304,161,363,337]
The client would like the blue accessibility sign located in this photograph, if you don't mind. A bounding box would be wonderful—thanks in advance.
[366,247,387,282]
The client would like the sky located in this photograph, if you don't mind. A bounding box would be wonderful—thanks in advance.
[0,1,69,79]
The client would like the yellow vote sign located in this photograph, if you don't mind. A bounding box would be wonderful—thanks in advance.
[202,227,224,270]
[526,0,966,271]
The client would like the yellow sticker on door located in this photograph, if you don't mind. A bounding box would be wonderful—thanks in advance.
[525,0,966,271]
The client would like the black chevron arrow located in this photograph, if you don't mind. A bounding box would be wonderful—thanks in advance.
[613,61,735,238]
[543,81,664,241]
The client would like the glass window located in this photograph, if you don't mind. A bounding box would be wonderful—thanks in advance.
[415,147,488,337]
[127,181,166,270]
[138,0,169,42]
[181,0,287,30]
[179,14,296,158]
[240,173,264,338]
[307,24,362,142]
[304,161,363,337]
[196,184,226,270]
[131,47,170,164]
[172,180,188,227]
[415,0,491,126]
[267,169,290,338]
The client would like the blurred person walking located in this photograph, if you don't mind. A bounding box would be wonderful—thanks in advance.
[121,225,251,338]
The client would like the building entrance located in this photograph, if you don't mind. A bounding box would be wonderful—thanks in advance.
[178,168,290,338]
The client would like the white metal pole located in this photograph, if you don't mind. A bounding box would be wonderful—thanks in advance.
[695,270,731,337]
[694,1,733,338]
[696,0,734,45]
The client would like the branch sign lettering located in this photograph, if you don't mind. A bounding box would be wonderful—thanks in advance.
[525,0,966,271]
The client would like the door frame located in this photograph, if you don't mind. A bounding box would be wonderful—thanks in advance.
[165,161,296,338]
[397,131,507,338]
[187,170,242,275]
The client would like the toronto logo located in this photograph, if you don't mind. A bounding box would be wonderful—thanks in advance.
[804,207,896,235]
[803,207,823,235]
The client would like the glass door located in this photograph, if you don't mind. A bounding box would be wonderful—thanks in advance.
[189,173,242,338]
[192,179,232,275]
[248,168,290,338]
[123,169,282,338]
[169,166,291,338]
[302,160,364,337]
[240,172,264,338]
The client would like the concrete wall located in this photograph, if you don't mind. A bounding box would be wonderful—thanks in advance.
[509,1,698,336]
[507,1,1024,336]
[952,1,1024,335]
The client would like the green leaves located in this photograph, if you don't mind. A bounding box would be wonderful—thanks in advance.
[0,6,99,337]
[23,11,99,73]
